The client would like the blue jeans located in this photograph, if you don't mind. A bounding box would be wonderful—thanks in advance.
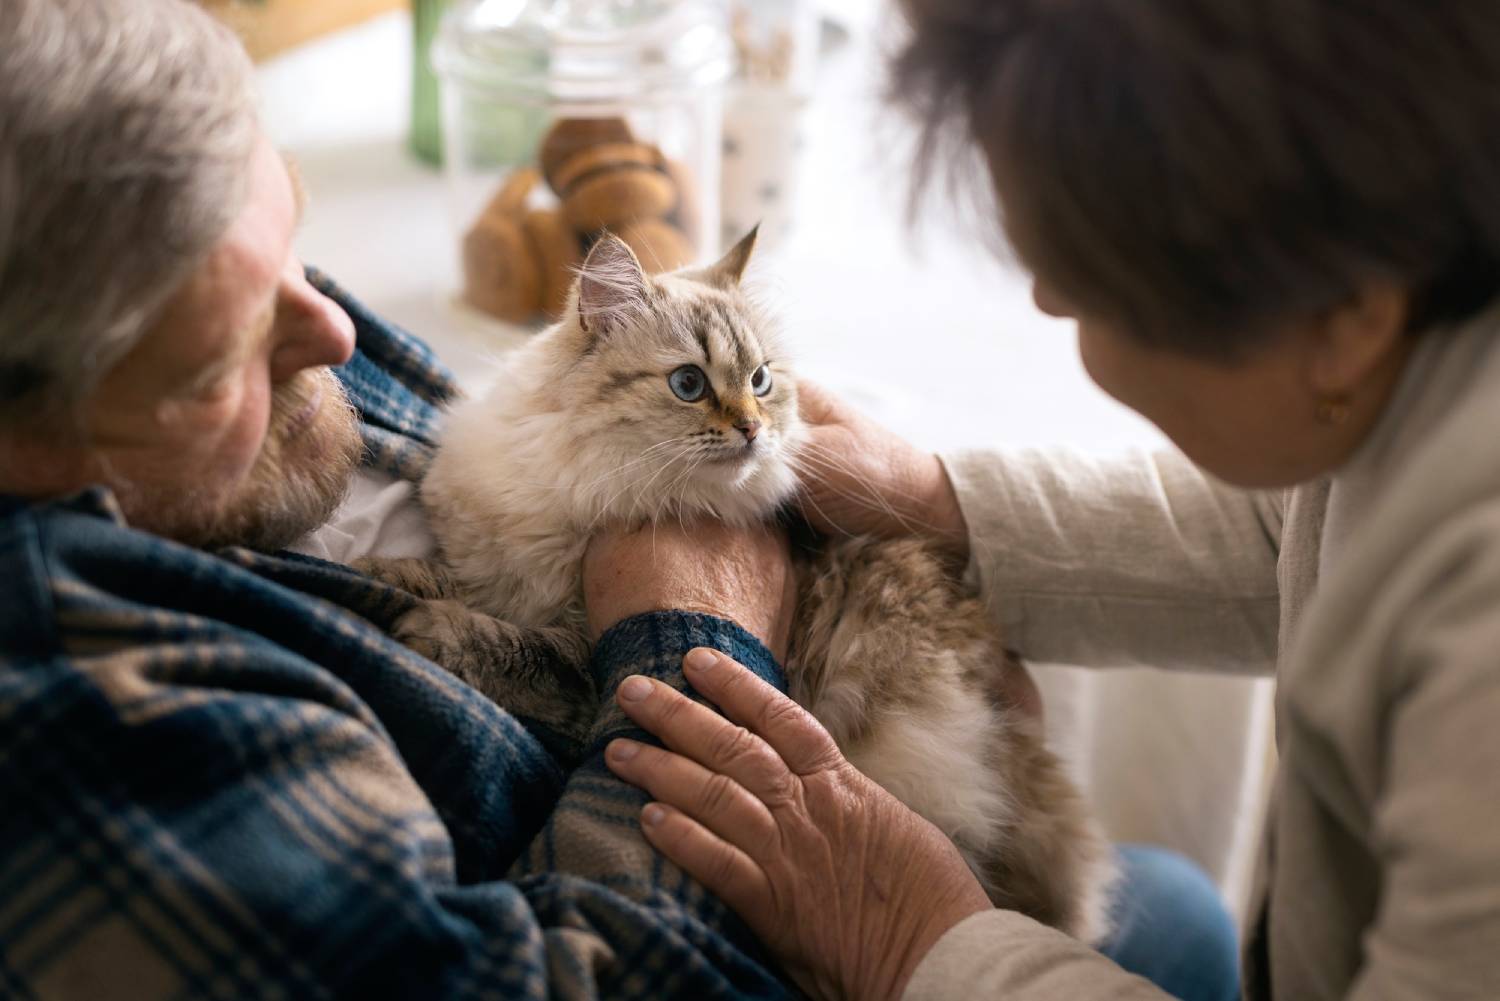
[1098,844,1241,1001]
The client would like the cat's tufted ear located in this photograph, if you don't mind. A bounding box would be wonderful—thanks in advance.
[577,234,649,336]
[700,224,759,289]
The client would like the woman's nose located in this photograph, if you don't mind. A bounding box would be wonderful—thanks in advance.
[1032,280,1070,320]
[269,260,356,383]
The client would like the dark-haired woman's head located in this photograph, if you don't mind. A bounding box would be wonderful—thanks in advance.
[893,0,1500,485]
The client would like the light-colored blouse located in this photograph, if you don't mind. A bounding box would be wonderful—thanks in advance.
[911,305,1500,1000]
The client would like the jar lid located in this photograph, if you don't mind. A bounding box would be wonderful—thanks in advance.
[434,0,733,102]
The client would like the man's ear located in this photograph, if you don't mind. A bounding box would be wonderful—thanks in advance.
[699,224,760,290]
[1304,281,1410,398]
[577,234,649,337]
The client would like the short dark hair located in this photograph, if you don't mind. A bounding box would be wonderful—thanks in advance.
[891,0,1500,358]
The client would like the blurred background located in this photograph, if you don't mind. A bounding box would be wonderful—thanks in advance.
[204,0,1276,927]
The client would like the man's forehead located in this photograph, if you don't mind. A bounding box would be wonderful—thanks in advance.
[104,140,300,389]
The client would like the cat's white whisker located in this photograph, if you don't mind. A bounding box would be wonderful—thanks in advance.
[587,461,658,532]
[797,440,935,507]
[796,453,937,533]
[587,458,676,533]
[586,440,703,534]
[793,483,861,540]
[633,443,699,511]
[790,445,940,534]
[577,436,694,492]
[665,450,714,527]
[792,441,930,511]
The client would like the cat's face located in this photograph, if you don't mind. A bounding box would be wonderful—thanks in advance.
[542,230,804,523]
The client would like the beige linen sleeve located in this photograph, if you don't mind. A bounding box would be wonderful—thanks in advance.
[903,910,1172,1000]
[1346,505,1500,1000]
[941,447,1284,674]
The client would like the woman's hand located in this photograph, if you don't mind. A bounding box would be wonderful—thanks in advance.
[604,649,992,1001]
[795,381,970,562]
[583,519,797,660]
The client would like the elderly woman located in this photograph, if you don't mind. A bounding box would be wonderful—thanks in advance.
[597,1,1500,999]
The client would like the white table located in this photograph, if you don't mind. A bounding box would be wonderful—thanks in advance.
[259,5,1273,922]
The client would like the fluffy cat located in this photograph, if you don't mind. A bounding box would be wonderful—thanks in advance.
[394,230,1116,942]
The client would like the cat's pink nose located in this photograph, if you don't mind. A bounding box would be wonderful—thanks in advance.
[734,419,761,442]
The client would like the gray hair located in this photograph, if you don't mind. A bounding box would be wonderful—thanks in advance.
[0,0,259,429]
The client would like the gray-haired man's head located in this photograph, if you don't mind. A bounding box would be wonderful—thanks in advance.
[0,0,364,551]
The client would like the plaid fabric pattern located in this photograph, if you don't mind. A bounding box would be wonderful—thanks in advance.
[0,277,795,1000]
[307,267,463,482]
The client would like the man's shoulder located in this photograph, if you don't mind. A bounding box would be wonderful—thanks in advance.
[0,487,149,604]
[0,487,412,667]
[0,486,549,797]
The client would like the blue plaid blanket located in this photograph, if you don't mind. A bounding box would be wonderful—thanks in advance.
[0,272,796,1000]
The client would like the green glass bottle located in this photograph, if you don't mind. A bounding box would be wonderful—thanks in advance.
[409,0,448,165]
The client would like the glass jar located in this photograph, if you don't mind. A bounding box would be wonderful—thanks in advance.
[721,0,818,250]
[433,0,731,328]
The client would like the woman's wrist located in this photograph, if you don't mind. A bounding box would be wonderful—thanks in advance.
[840,795,992,1001]
[919,453,971,564]
[884,891,990,1000]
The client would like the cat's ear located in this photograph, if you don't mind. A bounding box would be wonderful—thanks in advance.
[577,234,649,336]
[701,224,759,289]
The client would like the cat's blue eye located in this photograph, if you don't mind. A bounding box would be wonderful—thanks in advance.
[750,363,773,397]
[668,365,708,402]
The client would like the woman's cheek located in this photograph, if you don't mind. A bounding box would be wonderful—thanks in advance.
[1077,322,1165,421]
[1076,325,1123,402]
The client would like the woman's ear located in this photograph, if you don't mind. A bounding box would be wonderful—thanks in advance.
[1304,282,1411,399]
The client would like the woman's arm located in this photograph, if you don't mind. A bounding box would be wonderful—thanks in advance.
[943,445,1285,673]
[796,382,1289,674]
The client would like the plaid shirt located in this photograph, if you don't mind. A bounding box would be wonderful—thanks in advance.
[0,272,794,1000]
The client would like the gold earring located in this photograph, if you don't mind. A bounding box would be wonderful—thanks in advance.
[1316,398,1351,426]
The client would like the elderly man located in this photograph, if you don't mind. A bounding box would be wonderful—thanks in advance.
[0,1,803,996]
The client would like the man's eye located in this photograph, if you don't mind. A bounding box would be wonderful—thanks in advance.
[669,365,708,402]
[179,366,238,401]
[750,363,772,397]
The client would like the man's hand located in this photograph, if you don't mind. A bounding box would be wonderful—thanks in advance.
[795,382,970,563]
[605,649,992,1001]
[583,519,796,661]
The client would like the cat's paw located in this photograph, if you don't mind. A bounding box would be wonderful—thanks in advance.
[353,556,456,600]
[392,599,598,757]
[390,598,484,669]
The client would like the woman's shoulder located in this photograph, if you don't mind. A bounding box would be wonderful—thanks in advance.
[1297,470,1500,714]
[1290,323,1500,693]
[1378,492,1500,677]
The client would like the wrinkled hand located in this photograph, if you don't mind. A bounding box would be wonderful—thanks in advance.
[605,649,992,1001]
[796,382,969,562]
[584,519,796,661]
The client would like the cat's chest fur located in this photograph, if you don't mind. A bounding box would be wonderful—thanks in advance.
[421,389,595,630]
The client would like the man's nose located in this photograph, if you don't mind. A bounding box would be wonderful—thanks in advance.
[269,263,356,383]
[733,418,761,442]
